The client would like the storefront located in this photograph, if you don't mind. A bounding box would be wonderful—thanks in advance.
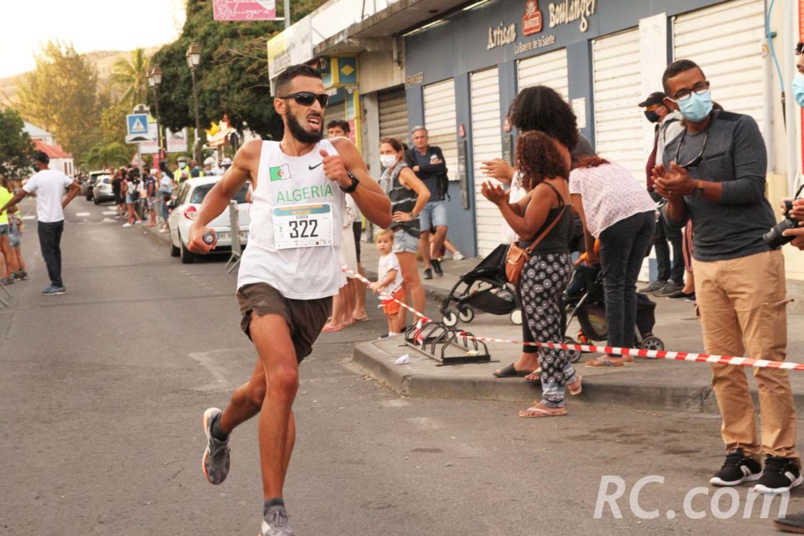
[403,0,788,261]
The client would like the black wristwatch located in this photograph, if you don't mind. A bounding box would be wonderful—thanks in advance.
[691,180,704,199]
[340,172,359,193]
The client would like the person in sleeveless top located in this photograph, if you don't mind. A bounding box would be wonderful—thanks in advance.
[482,131,579,418]
[378,137,430,324]
[187,65,391,536]
[483,87,588,382]
[569,156,655,367]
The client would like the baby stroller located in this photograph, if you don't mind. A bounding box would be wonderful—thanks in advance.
[562,264,665,362]
[440,243,523,327]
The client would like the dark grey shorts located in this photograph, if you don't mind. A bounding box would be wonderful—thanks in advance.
[236,282,332,363]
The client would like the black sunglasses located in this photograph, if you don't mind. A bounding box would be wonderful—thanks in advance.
[674,129,709,170]
[278,92,329,107]
[797,42,804,55]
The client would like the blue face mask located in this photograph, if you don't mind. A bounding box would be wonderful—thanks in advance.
[793,73,804,107]
[676,90,713,123]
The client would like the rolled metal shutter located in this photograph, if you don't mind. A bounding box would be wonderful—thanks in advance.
[378,87,409,147]
[323,100,346,132]
[423,78,458,183]
[470,67,503,256]
[517,48,569,100]
[593,28,644,186]
[673,0,765,133]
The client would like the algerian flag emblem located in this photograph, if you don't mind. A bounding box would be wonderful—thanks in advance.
[269,164,291,181]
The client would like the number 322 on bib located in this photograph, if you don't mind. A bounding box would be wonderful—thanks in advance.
[272,203,334,250]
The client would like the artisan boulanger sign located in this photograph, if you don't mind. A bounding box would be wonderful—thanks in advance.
[548,0,596,32]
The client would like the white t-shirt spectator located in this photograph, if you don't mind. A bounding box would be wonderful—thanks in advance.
[23,169,74,223]
[569,161,655,238]
[377,252,403,295]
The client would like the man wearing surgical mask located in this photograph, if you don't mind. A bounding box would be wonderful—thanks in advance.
[652,59,800,496]
[793,41,804,108]
[638,91,685,296]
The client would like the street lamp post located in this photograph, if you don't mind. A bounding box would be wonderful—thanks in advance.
[147,66,164,160]
[186,43,202,164]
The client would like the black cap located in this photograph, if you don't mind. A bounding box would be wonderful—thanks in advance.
[33,151,49,164]
[638,92,667,108]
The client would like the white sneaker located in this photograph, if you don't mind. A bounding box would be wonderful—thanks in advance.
[134,221,142,225]
[452,252,465,261]
[122,223,132,228]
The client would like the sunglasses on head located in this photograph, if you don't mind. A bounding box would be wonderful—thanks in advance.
[797,42,804,55]
[278,92,329,107]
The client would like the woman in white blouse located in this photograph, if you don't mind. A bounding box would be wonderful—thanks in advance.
[569,156,655,367]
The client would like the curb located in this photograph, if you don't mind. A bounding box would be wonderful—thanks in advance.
[353,340,722,414]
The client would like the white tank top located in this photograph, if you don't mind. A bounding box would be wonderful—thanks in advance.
[237,140,346,299]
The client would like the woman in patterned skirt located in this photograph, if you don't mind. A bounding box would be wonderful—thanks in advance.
[482,131,580,417]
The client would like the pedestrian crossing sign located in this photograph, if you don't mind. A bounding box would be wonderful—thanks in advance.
[127,113,149,136]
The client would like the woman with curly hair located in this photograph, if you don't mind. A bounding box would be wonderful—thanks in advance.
[488,86,593,381]
[482,130,580,417]
[569,155,655,366]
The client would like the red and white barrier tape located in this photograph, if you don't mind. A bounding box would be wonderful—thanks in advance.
[341,265,804,371]
[343,265,431,323]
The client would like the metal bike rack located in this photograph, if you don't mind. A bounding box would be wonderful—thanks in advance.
[404,321,491,365]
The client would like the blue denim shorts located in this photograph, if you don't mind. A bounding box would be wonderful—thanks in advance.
[419,200,448,231]
[392,229,419,254]
[9,233,20,248]
[0,224,8,236]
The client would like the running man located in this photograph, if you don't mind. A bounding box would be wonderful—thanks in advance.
[188,64,391,536]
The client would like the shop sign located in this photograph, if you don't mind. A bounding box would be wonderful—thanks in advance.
[548,0,596,33]
[522,0,544,36]
[487,22,517,50]
[405,72,424,87]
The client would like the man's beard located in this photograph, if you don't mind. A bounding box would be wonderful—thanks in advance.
[286,112,323,144]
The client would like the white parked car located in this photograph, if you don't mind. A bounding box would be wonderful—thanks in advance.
[91,175,114,204]
[168,177,251,264]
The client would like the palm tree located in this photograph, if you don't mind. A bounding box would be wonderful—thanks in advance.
[83,142,133,169]
[110,48,150,109]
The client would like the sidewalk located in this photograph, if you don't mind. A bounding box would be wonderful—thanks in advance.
[142,224,804,414]
[355,241,804,414]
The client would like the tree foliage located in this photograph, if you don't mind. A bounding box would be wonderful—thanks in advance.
[100,102,129,145]
[14,41,102,161]
[0,108,35,179]
[150,0,329,140]
[82,141,133,169]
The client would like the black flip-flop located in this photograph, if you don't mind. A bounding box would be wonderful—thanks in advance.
[493,363,532,378]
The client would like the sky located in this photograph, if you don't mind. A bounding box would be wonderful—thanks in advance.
[1,0,187,79]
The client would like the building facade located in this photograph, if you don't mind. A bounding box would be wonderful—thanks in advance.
[271,0,804,285]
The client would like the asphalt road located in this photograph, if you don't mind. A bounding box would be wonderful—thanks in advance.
[2,197,802,536]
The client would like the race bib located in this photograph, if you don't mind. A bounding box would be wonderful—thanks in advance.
[272,203,334,250]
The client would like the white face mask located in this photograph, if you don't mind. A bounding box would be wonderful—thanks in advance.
[380,154,398,168]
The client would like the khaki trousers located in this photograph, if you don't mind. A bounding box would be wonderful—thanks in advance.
[693,249,799,463]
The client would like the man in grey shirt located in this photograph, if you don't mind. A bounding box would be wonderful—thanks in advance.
[653,59,799,495]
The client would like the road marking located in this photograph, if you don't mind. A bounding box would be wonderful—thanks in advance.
[102,211,116,216]
[76,212,90,217]
[102,218,117,223]
[22,216,35,220]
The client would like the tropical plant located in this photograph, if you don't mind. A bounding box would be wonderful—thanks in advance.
[110,48,151,110]
[0,108,35,179]
[82,141,133,169]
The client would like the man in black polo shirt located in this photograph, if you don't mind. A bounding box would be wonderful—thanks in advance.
[653,59,799,495]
